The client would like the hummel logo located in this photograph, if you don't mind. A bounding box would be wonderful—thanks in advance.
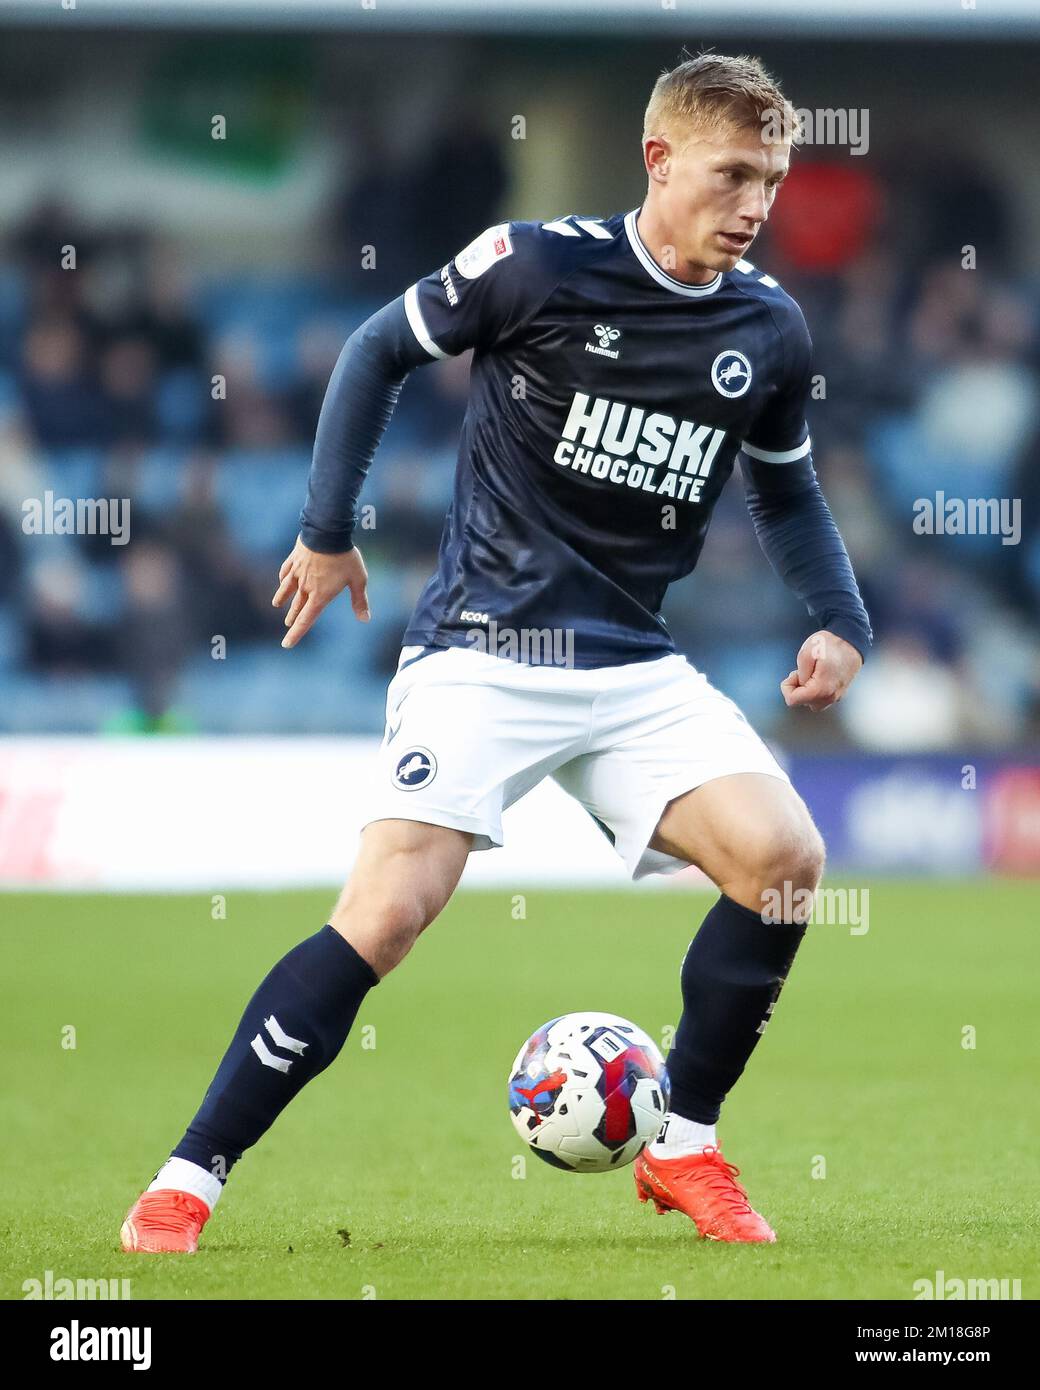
[585,324,622,360]
[251,1014,308,1073]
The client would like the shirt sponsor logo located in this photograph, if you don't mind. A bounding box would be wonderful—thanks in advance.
[554,391,727,504]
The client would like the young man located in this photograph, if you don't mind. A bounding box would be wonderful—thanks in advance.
[121,54,870,1254]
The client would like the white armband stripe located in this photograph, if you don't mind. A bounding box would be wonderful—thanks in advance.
[404,283,449,360]
[741,435,812,463]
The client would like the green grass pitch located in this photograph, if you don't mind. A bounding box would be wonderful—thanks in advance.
[2,881,1037,1301]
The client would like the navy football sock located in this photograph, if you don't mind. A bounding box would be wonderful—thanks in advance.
[666,894,807,1126]
[171,925,378,1181]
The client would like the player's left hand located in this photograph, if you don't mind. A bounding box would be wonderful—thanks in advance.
[780,630,862,712]
[273,535,369,649]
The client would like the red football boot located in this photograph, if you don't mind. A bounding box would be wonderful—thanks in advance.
[634,1143,777,1243]
[120,1189,211,1254]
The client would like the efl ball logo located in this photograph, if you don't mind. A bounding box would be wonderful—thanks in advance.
[711,349,752,398]
[392,747,437,791]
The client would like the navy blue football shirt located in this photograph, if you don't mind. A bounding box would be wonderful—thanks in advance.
[300,209,871,667]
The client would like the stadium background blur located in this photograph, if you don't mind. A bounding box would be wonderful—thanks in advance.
[0,5,1038,882]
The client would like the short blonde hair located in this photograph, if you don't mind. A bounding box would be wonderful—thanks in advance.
[643,52,800,148]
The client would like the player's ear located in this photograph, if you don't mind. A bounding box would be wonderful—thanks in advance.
[644,134,670,180]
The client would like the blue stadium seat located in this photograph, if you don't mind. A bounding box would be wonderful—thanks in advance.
[190,276,373,391]
[174,644,386,733]
[0,269,27,371]
[127,447,194,514]
[705,642,794,728]
[156,369,209,444]
[0,604,25,671]
[216,451,312,559]
[0,672,136,734]
[868,417,1015,525]
[37,449,105,504]
[83,562,127,623]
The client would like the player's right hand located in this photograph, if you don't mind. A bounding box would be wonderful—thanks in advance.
[273,535,370,649]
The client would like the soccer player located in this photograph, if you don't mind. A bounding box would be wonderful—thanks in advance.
[121,54,871,1253]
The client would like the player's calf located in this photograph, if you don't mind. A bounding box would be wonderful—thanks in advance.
[121,818,471,1253]
[648,775,824,1185]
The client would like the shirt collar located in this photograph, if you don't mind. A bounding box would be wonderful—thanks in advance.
[624,208,724,298]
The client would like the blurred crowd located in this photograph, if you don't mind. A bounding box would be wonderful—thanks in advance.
[0,137,1037,748]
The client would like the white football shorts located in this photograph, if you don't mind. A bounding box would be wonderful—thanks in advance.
[363,645,790,879]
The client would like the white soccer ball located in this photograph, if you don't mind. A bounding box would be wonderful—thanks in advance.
[507,1011,670,1173]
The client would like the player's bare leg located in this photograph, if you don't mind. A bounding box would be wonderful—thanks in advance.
[634,772,824,1243]
[121,819,471,1253]
[329,818,473,977]
[651,772,823,914]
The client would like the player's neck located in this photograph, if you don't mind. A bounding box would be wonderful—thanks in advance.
[635,203,718,287]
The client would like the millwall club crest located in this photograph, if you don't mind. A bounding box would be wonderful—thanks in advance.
[393,747,438,791]
[711,349,752,398]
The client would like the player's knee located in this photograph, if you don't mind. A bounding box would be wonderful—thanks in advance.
[331,845,450,972]
[738,813,825,903]
[335,876,434,949]
[780,821,825,895]
[761,817,823,895]
[328,889,427,977]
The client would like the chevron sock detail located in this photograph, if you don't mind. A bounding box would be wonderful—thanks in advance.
[170,925,378,1180]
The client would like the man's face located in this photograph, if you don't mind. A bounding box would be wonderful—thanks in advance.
[647,123,791,274]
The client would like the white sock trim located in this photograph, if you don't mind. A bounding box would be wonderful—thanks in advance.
[147,1157,222,1212]
[649,1112,717,1158]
